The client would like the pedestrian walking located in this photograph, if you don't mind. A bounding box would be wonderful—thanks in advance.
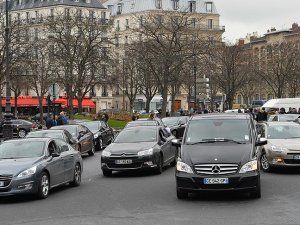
[46,114,54,129]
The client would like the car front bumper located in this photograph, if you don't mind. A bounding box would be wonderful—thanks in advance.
[266,150,300,167]
[176,171,260,193]
[101,154,159,171]
[0,176,39,197]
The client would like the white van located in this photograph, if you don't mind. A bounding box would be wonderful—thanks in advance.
[262,98,300,112]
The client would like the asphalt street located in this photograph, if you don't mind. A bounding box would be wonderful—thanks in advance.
[1,151,300,225]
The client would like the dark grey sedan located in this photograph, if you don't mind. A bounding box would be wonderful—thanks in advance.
[101,126,177,176]
[51,125,95,156]
[26,129,79,151]
[0,138,82,199]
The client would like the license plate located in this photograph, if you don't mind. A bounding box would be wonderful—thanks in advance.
[0,181,4,187]
[204,178,229,184]
[115,159,132,164]
[293,155,300,160]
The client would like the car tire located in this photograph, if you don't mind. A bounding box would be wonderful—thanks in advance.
[154,154,163,174]
[260,152,272,172]
[88,144,95,156]
[177,188,188,199]
[70,163,81,187]
[102,169,112,177]
[249,181,261,199]
[36,172,50,199]
[18,129,27,138]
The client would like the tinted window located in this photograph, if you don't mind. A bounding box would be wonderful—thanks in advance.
[185,119,251,143]
[0,141,45,159]
[162,117,180,127]
[114,127,157,143]
[81,122,100,131]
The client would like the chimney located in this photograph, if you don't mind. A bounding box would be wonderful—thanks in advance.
[292,23,299,31]
[238,39,245,46]
[270,27,276,32]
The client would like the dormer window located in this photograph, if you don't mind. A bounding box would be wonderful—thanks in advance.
[155,0,162,9]
[206,2,212,12]
[172,0,179,10]
[117,3,123,14]
[189,1,196,12]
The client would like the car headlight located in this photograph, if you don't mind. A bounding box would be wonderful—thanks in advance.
[94,134,99,139]
[176,159,194,174]
[239,161,258,173]
[271,146,287,153]
[102,151,111,157]
[137,148,153,156]
[17,166,37,178]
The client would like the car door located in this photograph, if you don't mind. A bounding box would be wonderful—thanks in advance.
[45,141,65,186]
[79,125,93,153]
[158,128,173,164]
[101,121,113,145]
[55,139,74,182]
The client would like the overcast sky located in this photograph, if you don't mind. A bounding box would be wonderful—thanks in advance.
[214,0,300,43]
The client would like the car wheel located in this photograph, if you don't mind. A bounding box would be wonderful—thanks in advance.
[70,163,81,187]
[36,172,50,199]
[260,152,272,172]
[154,154,163,174]
[177,188,188,199]
[102,169,112,177]
[249,181,261,199]
[18,129,27,138]
[88,144,95,156]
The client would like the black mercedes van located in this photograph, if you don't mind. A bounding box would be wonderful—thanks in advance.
[173,113,267,199]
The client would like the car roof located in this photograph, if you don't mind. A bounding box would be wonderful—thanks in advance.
[265,121,300,126]
[190,113,251,120]
[29,130,64,133]
[51,125,79,129]
[4,137,52,143]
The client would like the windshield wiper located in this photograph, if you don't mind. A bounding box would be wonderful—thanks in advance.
[201,138,246,144]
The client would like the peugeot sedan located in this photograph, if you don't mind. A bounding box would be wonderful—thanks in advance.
[257,122,300,172]
[0,138,82,199]
[101,126,177,176]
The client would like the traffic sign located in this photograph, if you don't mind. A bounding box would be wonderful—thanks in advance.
[48,83,60,99]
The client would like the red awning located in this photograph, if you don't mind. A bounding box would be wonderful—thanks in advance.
[2,97,47,107]
[53,98,95,108]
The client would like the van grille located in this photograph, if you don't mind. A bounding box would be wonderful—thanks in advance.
[194,164,238,175]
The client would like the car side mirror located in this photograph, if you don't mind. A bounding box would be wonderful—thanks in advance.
[172,139,182,147]
[52,152,60,157]
[78,131,84,139]
[255,137,267,146]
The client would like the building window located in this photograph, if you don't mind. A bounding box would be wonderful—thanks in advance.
[117,3,123,14]
[76,9,82,18]
[155,0,162,9]
[139,16,143,28]
[125,36,128,45]
[102,85,108,97]
[34,28,38,40]
[115,35,119,47]
[65,8,70,19]
[189,1,196,12]
[17,13,20,23]
[208,19,213,29]
[173,0,179,10]
[89,10,95,19]
[125,19,129,29]
[191,18,196,28]
[26,12,29,23]
[101,11,106,20]
[139,34,142,42]
[116,20,120,31]
[50,9,54,18]
[206,2,212,12]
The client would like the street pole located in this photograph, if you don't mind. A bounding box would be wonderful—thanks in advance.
[3,0,13,140]
[194,65,197,110]
[122,58,125,111]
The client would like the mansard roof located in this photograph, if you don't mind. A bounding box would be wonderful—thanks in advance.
[2,0,105,11]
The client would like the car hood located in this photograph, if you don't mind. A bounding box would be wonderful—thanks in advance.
[268,139,300,151]
[182,142,252,165]
[106,142,156,154]
[0,157,42,176]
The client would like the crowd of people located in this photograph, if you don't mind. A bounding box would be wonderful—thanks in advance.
[45,111,68,129]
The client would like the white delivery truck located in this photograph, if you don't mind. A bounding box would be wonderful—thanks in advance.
[262,98,300,112]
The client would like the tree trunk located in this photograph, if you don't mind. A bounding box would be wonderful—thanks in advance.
[77,96,83,115]
[145,98,151,113]
[38,97,44,124]
[161,85,168,118]
[171,93,176,115]
[14,94,18,118]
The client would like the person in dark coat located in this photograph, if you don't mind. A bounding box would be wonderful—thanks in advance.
[46,114,54,129]
[56,112,65,125]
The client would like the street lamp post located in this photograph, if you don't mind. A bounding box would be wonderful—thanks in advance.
[3,0,13,140]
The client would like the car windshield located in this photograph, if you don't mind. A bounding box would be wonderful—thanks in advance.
[27,132,64,140]
[58,126,77,137]
[125,121,157,128]
[267,125,300,139]
[277,114,300,121]
[81,122,99,131]
[0,141,45,159]
[114,127,157,143]
[162,117,180,127]
[185,119,251,144]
